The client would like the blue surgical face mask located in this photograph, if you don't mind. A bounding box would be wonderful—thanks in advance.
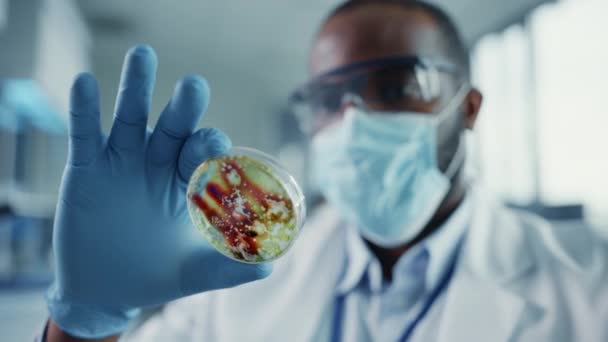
[311,85,469,247]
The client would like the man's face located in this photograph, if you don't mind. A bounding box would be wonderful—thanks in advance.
[308,5,481,172]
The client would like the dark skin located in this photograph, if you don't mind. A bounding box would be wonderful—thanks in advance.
[310,4,483,281]
[47,5,482,342]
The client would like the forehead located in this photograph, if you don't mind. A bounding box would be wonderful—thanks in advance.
[310,5,445,77]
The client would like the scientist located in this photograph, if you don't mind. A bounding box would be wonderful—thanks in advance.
[42,0,608,341]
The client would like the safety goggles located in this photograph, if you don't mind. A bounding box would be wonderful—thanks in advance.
[289,55,460,134]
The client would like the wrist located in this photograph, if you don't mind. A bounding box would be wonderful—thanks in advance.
[46,284,140,339]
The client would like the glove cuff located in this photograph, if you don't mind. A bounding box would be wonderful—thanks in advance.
[46,285,141,339]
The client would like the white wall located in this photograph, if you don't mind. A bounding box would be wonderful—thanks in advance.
[533,0,608,230]
[472,0,608,231]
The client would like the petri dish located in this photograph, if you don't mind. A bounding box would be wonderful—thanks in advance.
[187,146,306,263]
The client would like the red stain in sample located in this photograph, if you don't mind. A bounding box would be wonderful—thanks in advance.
[190,158,294,259]
[222,160,285,211]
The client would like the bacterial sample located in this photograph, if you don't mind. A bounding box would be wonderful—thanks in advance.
[187,147,306,263]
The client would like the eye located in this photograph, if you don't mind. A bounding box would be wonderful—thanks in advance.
[378,82,408,105]
[366,66,425,109]
[402,81,424,100]
[376,79,424,108]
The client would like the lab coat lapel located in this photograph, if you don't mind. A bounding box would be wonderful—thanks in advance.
[436,268,528,342]
[437,188,539,341]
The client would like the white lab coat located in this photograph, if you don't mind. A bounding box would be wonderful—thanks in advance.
[125,187,608,341]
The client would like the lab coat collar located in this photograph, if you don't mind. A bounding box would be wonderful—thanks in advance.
[335,193,472,295]
[333,186,542,341]
[460,187,536,284]
[335,223,372,295]
[423,193,472,290]
[436,187,539,341]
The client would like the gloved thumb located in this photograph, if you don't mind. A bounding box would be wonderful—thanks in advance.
[178,128,232,185]
[179,248,273,296]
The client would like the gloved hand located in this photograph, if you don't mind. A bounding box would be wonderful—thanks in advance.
[47,45,272,339]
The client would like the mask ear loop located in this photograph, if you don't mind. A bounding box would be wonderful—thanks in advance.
[435,83,471,180]
[435,82,471,123]
[444,134,465,179]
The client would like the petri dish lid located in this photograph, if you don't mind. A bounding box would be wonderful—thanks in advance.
[187,146,306,263]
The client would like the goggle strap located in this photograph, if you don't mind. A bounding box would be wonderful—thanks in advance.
[445,133,466,180]
[435,82,471,123]
[440,83,471,179]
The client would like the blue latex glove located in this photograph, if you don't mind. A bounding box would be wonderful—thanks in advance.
[47,45,272,339]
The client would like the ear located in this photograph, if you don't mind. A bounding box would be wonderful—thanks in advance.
[463,87,483,129]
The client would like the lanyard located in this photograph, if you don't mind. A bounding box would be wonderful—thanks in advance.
[331,237,464,342]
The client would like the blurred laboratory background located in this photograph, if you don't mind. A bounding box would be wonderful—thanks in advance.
[1,0,607,340]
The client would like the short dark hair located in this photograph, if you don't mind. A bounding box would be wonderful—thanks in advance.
[325,0,471,79]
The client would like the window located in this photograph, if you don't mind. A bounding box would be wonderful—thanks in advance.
[472,0,608,230]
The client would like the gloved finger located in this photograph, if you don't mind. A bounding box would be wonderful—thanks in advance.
[180,249,273,296]
[148,75,210,166]
[108,44,157,152]
[68,73,102,166]
[177,128,232,185]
